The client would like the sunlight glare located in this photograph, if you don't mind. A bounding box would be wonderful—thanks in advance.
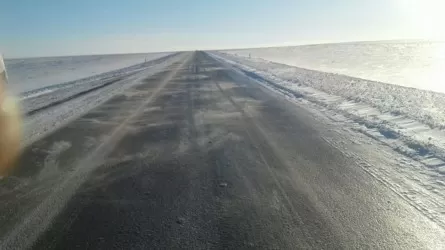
[397,0,445,40]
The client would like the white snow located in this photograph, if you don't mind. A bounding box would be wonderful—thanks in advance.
[222,41,445,93]
[4,52,172,96]
[210,51,445,230]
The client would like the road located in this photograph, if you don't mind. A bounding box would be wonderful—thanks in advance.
[1,51,444,249]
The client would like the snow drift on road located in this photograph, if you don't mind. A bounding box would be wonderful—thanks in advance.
[21,53,183,146]
[210,51,445,230]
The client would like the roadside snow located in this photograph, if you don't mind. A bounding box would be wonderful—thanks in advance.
[21,53,183,146]
[21,53,178,115]
[210,51,445,229]
[222,42,445,93]
[5,52,172,96]
[214,51,445,135]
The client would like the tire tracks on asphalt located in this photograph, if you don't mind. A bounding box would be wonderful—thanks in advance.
[212,77,316,248]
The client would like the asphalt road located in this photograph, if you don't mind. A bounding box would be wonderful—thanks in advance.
[0,52,443,249]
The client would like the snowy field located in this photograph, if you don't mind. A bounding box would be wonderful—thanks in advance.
[223,41,445,93]
[4,52,172,96]
[211,49,445,230]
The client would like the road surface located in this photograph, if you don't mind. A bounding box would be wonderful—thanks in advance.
[0,52,444,249]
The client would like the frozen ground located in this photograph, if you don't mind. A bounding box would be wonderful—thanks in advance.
[4,52,172,96]
[20,52,183,146]
[211,51,445,230]
[222,41,445,93]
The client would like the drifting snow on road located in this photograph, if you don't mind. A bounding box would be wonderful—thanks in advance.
[1,51,445,249]
[211,50,445,231]
[20,53,181,146]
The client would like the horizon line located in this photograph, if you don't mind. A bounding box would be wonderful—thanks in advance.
[4,38,443,60]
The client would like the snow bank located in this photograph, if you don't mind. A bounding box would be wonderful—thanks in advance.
[216,51,445,130]
[222,41,445,93]
[211,51,445,228]
[4,52,172,95]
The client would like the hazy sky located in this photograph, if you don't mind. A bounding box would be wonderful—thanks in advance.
[1,0,444,58]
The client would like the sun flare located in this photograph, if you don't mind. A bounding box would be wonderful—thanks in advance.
[397,0,445,40]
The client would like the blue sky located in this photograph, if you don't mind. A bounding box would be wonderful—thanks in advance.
[0,0,443,58]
